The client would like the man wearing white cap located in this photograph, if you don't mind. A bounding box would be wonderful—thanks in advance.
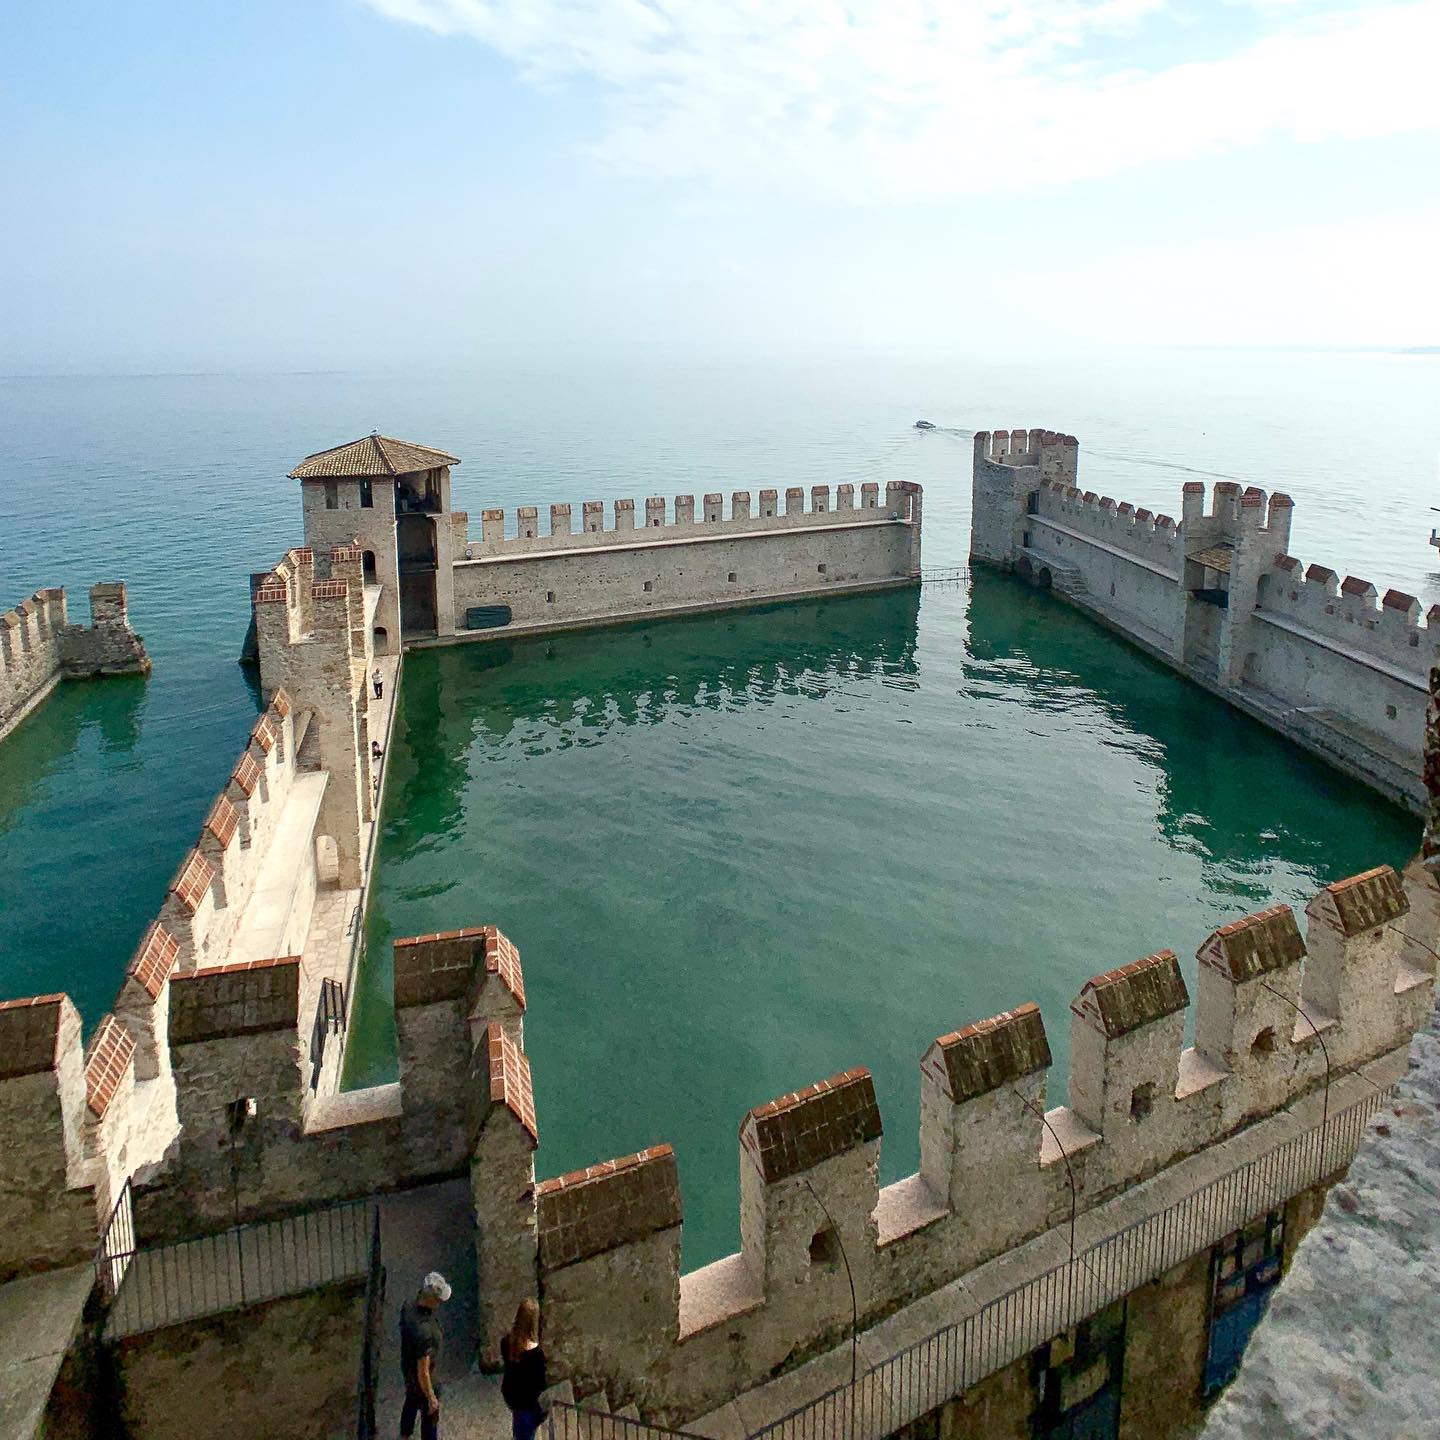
[399,1271,452,1440]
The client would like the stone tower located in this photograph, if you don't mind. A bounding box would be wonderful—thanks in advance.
[289,433,463,649]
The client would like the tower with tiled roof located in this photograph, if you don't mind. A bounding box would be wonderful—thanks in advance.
[289,432,462,647]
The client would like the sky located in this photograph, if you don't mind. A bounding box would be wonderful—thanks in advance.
[1,0,1438,371]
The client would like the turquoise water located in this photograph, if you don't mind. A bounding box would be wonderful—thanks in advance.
[347,577,1413,1265]
[1,353,1433,1262]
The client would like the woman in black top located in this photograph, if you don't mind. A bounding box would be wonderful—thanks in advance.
[500,1298,548,1440]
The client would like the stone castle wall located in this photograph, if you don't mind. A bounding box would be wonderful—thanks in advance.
[971,429,1435,811]
[444,483,923,641]
[525,865,1436,1423]
[0,583,150,742]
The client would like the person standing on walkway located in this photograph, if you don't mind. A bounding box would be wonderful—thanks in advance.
[399,1272,451,1440]
[500,1298,548,1440]
[373,666,384,699]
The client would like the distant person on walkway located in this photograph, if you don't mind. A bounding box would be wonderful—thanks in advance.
[399,1271,451,1440]
[372,739,384,762]
[373,666,384,699]
[500,1298,547,1440]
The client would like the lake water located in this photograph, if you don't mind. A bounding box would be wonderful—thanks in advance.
[1,351,1434,1262]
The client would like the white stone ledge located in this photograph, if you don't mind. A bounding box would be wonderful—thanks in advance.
[458,517,909,567]
[1251,607,1427,692]
[1029,517,1182,583]
[227,769,328,966]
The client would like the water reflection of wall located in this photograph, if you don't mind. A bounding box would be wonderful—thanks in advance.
[383,590,922,862]
[963,570,1417,885]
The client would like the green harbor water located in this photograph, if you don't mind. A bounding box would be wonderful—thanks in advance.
[346,571,1415,1268]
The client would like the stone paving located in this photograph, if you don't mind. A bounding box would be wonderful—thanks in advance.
[1200,998,1440,1440]
[0,1263,94,1440]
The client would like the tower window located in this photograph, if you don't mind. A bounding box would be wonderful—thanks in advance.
[359,478,373,509]
[324,481,338,510]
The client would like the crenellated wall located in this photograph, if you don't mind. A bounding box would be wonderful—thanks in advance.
[972,430,1436,810]
[444,484,923,641]
[0,583,151,742]
[528,865,1433,1422]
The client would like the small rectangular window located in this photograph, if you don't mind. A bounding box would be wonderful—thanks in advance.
[817,563,827,575]
[359,478,373,509]
[643,580,654,593]
[546,591,555,604]
[324,480,338,510]
[728,572,737,583]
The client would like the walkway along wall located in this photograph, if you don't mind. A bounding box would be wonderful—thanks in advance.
[0,583,150,742]
[524,864,1436,1426]
[971,428,1433,811]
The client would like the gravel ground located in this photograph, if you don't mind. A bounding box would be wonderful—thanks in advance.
[1200,999,1440,1440]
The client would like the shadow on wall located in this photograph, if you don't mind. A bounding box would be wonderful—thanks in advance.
[963,570,1418,882]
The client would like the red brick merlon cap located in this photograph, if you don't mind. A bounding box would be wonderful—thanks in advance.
[1071,951,1189,1039]
[84,1014,135,1119]
[1384,589,1420,612]
[925,1004,1051,1104]
[271,687,293,718]
[1305,866,1408,939]
[1340,576,1377,599]
[536,1145,680,1271]
[204,795,240,848]
[1241,486,1266,507]
[393,925,525,1010]
[1305,564,1338,585]
[288,434,460,480]
[0,994,72,1078]
[1273,554,1301,572]
[740,1067,882,1184]
[251,713,278,753]
[484,1023,537,1144]
[231,752,262,797]
[128,922,180,999]
[168,849,215,915]
[1198,905,1304,983]
[169,957,300,1045]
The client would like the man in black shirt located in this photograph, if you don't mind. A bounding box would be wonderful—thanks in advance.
[399,1271,451,1440]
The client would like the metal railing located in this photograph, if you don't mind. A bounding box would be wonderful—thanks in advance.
[96,1177,136,1302]
[546,1401,712,1440]
[749,1085,1388,1440]
[102,1198,374,1340]
[355,1209,386,1440]
[311,975,349,1090]
[919,566,970,586]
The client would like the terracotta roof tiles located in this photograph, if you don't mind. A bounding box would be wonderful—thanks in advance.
[128,922,180,999]
[1198,905,1305,982]
[289,434,460,480]
[1072,951,1189,1039]
[536,1144,679,1269]
[84,1015,135,1119]
[742,1067,881,1183]
[926,1004,1052,1103]
[485,1023,537,1142]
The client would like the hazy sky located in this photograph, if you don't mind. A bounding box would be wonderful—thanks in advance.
[3,0,1438,371]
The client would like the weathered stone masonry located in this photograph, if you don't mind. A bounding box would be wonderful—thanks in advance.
[4,428,1437,1440]
[522,864,1436,1425]
[971,427,1434,811]
[0,582,150,742]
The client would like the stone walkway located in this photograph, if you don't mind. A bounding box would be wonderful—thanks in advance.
[1200,998,1440,1440]
[0,1263,94,1440]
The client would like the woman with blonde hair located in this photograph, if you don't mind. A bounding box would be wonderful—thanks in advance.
[500,1297,548,1440]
